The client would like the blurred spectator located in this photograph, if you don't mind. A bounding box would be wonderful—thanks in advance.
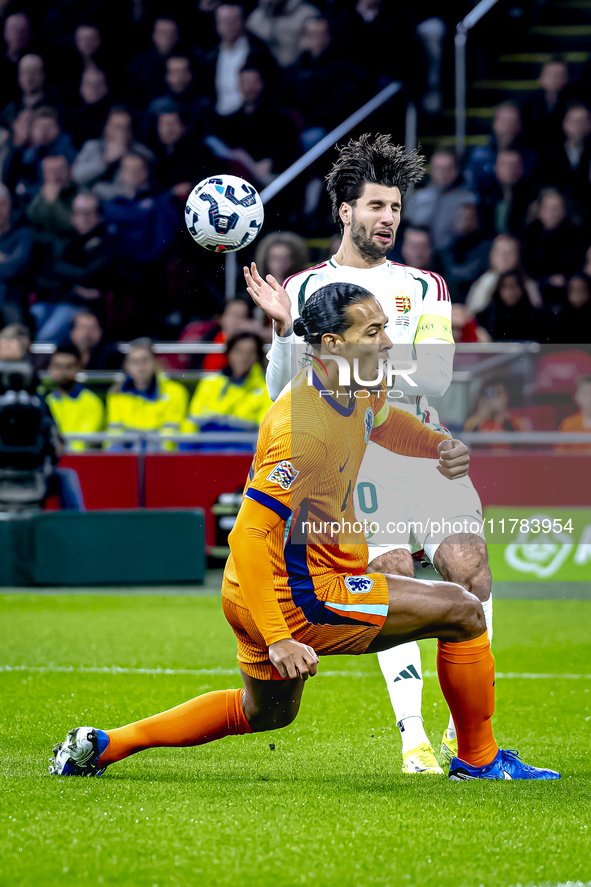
[464,378,525,433]
[399,226,440,273]
[33,192,116,343]
[467,102,536,195]
[247,0,320,69]
[479,149,535,237]
[127,17,181,109]
[332,0,420,92]
[106,337,188,448]
[451,304,491,343]
[404,150,477,252]
[0,13,33,103]
[67,69,111,150]
[100,154,178,265]
[26,154,76,244]
[200,4,275,117]
[0,322,31,361]
[466,234,542,316]
[554,274,591,345]
[254,231,308,282]
[559,375,591,446]
[51,23,116,107]
[439,203,490,303]
[72,106,153,190]
[278,17,366,145]
[477,270,544,342]
[0,54,59,128]
[69,309,121,370]
[523,60,569,143]
[203,296,266,370]
[148,55,210,130]
[213,64,300,186]
[152,106,199,191]
[0,183,33,323]
[523,188,585,297]
[542,102,591,197]
[184,331,272,434]
[584,244,591,278]
[4,106,76,205]
[191,0,222,52]
[45,343,104,451]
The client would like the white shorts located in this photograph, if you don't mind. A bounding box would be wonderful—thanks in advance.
[355,441,485,565]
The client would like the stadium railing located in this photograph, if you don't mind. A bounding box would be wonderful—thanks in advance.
[455,0,501,159]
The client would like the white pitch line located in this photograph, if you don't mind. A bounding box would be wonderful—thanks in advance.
[0,665,590,679]
[508,882,591,887]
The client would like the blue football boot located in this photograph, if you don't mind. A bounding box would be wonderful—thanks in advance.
[448,748,560,781]
[49,727,110,776]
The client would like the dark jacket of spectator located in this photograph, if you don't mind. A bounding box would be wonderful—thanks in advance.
[523,218,585,286]
[478,151,535,238]
[36,220,116,305]
[213,67,300,181]
[66,69,112,150]
[102,190,178,265]
[278,19,366,131]
[552,275,591,344]
[126,17,182,109]
[477,271,545,341]
[3,108,76,206]
[0,207,33,316]
[0,54,62,129]
[439,206,491,304]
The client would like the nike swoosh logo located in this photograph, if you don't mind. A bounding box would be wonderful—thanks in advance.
[339,457,349,473]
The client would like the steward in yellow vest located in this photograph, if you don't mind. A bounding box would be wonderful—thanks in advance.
[106,338,188,449]
[46,344,104,451]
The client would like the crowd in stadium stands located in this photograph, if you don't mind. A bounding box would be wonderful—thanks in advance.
[0,1,590,449]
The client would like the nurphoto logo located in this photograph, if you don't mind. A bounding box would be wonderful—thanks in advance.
[304,354,417,399]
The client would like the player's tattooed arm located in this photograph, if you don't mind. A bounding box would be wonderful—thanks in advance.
[436,438,470,479]
[244,262,293,337]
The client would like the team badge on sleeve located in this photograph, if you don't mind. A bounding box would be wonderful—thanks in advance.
[345,575,375,594]
[267,460,300,491]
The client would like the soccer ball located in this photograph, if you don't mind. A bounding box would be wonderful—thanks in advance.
[185,174,265,253]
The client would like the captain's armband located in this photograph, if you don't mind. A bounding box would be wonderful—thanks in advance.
[414,314,455,345]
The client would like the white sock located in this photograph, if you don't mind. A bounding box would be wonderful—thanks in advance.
[377,641,430,754]
[446,594,494,742]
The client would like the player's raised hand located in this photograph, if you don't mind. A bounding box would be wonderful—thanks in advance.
[437,438,470,479]
[244,262,293,336]
[269,638,319,680]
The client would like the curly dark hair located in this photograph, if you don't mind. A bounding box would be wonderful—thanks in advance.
[325,133,425,232]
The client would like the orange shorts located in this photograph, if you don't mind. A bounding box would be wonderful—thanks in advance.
[222,572,389,680]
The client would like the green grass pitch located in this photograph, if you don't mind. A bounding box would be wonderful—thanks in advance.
[1,591,590,887]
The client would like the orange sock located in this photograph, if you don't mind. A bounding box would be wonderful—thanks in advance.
[437,632,498,767]
[98,689,252,765]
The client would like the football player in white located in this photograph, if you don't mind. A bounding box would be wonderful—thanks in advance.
[244,133,492,775]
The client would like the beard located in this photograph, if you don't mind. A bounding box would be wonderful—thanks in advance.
[350,216,393,260]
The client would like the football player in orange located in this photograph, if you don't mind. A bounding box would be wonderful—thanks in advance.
[49,283,559,781]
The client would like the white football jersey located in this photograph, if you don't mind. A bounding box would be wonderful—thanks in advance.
[280,256,455,424]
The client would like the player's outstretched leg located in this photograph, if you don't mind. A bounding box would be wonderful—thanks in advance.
[366,573,560,781]
[433,534,493,765]
[369,548,442,775]
[49,674,305,777]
